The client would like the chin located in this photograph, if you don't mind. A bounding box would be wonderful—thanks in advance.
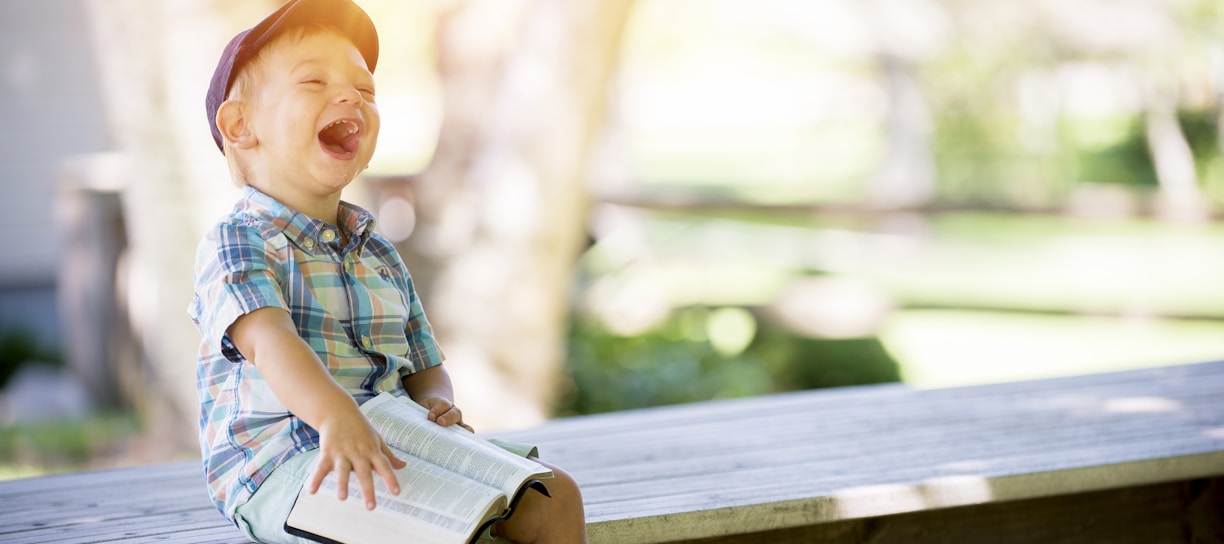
[310,165,360,191]
[319,152,369,175]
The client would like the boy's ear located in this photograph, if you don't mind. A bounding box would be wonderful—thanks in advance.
[216,100,256,150]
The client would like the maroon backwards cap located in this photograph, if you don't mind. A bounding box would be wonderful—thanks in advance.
[205,0,379,153]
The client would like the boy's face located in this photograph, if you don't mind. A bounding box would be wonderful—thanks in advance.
[242,29,380,196]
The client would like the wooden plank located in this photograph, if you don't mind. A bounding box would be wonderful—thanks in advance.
[567,404,1224,495]
[673,479,1202,544]
[510,370,1224,476]
[578,444,1223,517]
[549,398,1224,487]
[2,492,217,535]
[501,361,1224,542]
[0,361,1219,544]
[523,363,1223,468]
[0,461,195,496]
[581,466,1217,537]
[507,360,1224,444]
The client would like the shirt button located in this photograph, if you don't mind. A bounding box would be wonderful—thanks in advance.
[302,238,315,250]
[321,229,336,242]
[344,260,354,273]
[361,336,372,349]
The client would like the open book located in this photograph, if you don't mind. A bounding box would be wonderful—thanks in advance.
[284,392,553,544]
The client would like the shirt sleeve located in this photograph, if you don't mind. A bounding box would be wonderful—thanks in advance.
[189,221,289,363]
[403,268,445,371]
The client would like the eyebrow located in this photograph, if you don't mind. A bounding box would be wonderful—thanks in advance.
[289,59,373,81]
[290,59,325,72]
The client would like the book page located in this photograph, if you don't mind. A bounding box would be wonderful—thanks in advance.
[361,393,553,497]
[286,450,506,544]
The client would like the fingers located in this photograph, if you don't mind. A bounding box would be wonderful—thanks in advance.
[307,458,330,495]
[426,398,466,428]
[383,441,407,469]
[334,459,351,501]
[354,461,376,510]
[311,446,403,510]
[378,442,404,495]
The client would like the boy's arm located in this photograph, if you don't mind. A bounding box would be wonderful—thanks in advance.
[401,365,472,432]
[228,306,406,510]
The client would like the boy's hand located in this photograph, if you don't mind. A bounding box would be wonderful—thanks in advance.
[308,411,407,510]
[419,396,474,433]
[401,366,472,432]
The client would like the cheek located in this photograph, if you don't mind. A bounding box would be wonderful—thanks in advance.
[364,109,381,146]
[366,105,380,131]
[262,106,308,145]
[277,94,320,136]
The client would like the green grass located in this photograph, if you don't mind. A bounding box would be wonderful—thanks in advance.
[881,309,1224,387]
[0,413,140,480]
[582,209,1224,391]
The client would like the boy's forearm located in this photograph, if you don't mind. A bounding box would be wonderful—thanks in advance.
[228,307,362,429]
[258,335,362,430]
[400,364,455,403]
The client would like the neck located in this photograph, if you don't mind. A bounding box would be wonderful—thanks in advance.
[250,181,343,225]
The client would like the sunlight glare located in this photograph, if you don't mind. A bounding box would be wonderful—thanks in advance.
[1102,396,1182,414]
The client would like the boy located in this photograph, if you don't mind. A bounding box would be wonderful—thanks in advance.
[188,1,586,542]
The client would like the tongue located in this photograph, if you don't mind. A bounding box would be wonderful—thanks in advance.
[319,124,357,155]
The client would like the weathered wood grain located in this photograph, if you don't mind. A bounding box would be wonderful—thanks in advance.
[0,361,1220,544]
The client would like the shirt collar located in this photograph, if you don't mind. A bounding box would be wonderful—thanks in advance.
[237,186,377,254]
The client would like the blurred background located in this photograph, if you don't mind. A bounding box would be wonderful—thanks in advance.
[1,0,1223,479]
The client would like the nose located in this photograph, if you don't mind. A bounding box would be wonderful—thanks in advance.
[335,86,363,106]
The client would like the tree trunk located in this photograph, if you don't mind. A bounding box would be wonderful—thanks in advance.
[84,0,254,457]
[1144,86,1207,221]
[398,0,635,430]
[868,53,937,210]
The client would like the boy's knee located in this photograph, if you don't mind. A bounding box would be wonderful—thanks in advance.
[536,461,583,510]
[497,460,586,543]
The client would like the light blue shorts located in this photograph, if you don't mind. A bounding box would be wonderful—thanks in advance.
[233,439,537,544]
[233,449,320,544]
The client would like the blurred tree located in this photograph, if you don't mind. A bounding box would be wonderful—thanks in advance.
[85,0,286,453]
[395,0,636,430]
[1145,81,1207,220]
[860,0,946,209]
[869,53,937,209]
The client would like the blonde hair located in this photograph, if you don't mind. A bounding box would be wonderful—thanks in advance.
[221,51,267,186]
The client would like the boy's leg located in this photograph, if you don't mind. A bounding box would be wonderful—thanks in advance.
[233,449,321,544]
[492,459,587,544]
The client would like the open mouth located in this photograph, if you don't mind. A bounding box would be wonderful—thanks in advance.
[317,119,362,158]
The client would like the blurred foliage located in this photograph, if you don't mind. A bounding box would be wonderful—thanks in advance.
[557,308,900,416]
[1181,109,1224,204]
[0,413,138,475]
[1182,110,1221,161]
[1067,115,1158,188]
[0,327,61,389]
[0,329,120,479]
[929,100,1224,208]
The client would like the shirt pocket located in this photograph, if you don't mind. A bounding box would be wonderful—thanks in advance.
[350,267,415,361]
[353,313,412,359]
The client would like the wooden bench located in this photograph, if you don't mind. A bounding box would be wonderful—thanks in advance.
[3,360,1222,543]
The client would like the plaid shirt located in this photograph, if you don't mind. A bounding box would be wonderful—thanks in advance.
[188,186,444,520]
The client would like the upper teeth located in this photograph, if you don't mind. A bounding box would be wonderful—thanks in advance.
[327,120,358,134]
